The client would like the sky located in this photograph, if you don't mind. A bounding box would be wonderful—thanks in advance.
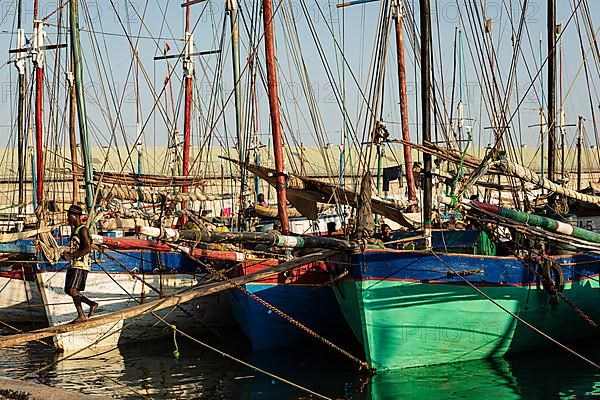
[0,0,597,176]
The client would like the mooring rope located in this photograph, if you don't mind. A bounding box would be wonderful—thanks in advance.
[429,250,600,369]
[177,245,371,371]
[151,313,333,400]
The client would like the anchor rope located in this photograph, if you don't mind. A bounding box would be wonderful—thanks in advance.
[517,252,599,329]
[178,243,371,371]
[151,313,333,400]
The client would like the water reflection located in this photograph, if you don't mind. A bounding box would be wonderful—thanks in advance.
[1,325,600,399]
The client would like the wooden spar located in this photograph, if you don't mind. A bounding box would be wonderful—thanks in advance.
[471,200,600,243]
[393,1,416,203]
[0,250,338,349]
[33,0,44,207]
[70,0,94,210]
[262,0,290,235]
[182,4,193,196]
[68,57,79,204]
[547,0,556,182]
[16,0,25,214]
[420,0,432,232]
[336,0,379,7]
[227,0,246,228]
[139,226,356,251]
[94,236,247,262]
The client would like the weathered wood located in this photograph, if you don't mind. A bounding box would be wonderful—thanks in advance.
[0,249,338,349]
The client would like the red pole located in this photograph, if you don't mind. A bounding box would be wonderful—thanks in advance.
[394,2,416,203]
[262,0,289,234]
[182,5,192,194]
[34,0,44,206]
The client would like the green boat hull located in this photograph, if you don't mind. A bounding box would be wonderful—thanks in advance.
[332,251,600,371]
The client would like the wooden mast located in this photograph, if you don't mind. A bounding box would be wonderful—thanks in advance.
[68,60,79,205]
[227,0,246,228]
[547,0,556,181]
[69,0,94,209]
[577,116,584,191]
[182,4,193,197]
[393,0,416,203]
[262,0,290,234]
[33,0,44,207]
[16,0,25,214]
[420,0,432,238]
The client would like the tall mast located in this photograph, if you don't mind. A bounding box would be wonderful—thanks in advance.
[539,33,546,184]
[262,0,290,234]
[547,0,556,182]
[69,0,94,209]
[393,1,416,203]
[227,0,246,227]
[67,63,79,204]
[559,23,565,179]
[16,0,25,214]
[182,4,193,196]
[33,0,44,207]
[577,116,584,191]
[420,0,432,235]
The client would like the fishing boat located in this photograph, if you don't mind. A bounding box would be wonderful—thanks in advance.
[0,0,240,351]
[326,0,600,372]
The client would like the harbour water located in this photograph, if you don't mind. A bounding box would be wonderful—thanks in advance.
[1,326,600,399]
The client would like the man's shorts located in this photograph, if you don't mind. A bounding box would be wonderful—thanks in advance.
[64,268,88,293]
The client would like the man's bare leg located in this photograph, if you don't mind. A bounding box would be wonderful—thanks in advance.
[69,288,88,322]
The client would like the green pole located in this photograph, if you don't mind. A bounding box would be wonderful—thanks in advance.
[69,0,94,211]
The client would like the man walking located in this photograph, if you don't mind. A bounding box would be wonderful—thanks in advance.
[63,204,98,322]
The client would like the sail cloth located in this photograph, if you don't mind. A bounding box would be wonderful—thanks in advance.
[74,168,207,188]
[496,159,600,206]
[226,158,418,229]
[406,140,600,207]
[97,185,232,204]
[0,226,57,243]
